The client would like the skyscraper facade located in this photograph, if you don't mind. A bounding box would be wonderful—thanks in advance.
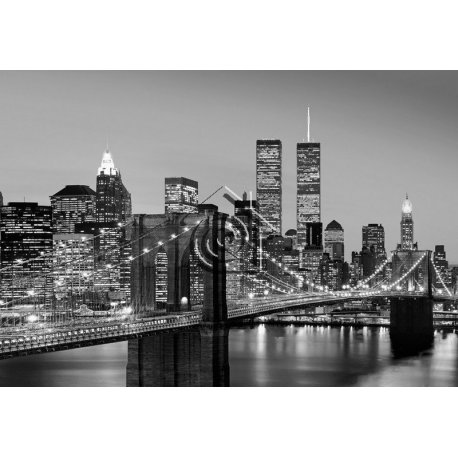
[433,245,451,291]
[400,194,414,250]
[75,221,131,302]
[96,148,132,224]
[256,139,282,236]
[297,109,320,248]
[53,233,95,303]
[164,177,198,214]
[324,220,344,262]
[305,222,322,248]
[0,202,53,305]
[362,224,386,261]
[50,185,96,233]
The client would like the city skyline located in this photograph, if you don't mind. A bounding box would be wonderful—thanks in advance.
[0,72,457,261]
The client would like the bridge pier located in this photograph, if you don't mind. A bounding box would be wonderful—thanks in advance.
[201,212,228,324]
[390,296,434,355]
[126,325,229,387]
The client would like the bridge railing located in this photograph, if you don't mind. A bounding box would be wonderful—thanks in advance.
[0,313,201,356]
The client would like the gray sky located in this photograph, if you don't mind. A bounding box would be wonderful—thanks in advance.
[0,71,457,262]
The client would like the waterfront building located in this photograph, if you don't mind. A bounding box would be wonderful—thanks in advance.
[0,202,53,306]
[324,220,344,262]
[256,139,282,236]
[50,185,96,233]
[297,108,320,247]
[165,177,198,214]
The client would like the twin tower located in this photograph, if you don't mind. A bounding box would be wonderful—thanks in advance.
[256,108,320,247]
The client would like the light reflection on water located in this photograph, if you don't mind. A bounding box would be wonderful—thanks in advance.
[0,325,456,386]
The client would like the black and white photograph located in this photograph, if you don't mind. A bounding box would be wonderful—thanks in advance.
[1,1,457,457]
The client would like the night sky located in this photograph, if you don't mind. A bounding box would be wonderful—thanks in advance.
[0,71,457,261]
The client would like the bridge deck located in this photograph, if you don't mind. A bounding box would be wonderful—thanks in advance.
[0,313,200,359]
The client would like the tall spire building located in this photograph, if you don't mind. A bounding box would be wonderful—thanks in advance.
[400,194,414,250]
[94,147,132,302]
[297,108,321,247]
[256,139,282,236]
[96,148,131,224]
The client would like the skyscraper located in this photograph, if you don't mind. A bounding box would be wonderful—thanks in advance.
[300,222,323,287]
[53,232,95,302]
[433,245,451,291]
[324,220,344,262]
[96,148,132,224]
[0,202,53,305]
[400,194,414,250]
[75,221,130,300]
[297,108,320,247]
[50,185,96,233]
[305,222,322,248]
[164,177,198,214]
[256,139,282,236]
[362,224,386,261]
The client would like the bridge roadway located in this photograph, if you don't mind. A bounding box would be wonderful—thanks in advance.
[0,312,201,359]
[226,291,428,319]
[0,291,454,359]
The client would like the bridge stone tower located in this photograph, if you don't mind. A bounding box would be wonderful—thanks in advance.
[390,250,434,349]
[129,207,228,324]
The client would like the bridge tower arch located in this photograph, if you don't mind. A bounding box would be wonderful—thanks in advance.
[130,210,228,323]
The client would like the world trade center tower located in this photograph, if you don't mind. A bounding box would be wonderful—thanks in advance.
[256,139,282,236]
[297,108,321,248]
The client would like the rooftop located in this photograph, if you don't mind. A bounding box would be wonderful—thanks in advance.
[52,185,96,197]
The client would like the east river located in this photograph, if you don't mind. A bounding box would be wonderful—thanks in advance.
[1,324,458,386]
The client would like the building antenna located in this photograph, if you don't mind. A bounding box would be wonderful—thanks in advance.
[307,106,311,143]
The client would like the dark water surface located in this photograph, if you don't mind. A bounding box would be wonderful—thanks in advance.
[1,325,458,387]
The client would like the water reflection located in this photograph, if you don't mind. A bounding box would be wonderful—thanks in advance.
[0,324,458,386]
[126,324,229,387]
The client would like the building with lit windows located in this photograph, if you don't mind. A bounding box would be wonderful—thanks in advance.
[75,222,130,302]
[50,185,96,233]
[256,139,282,236]
[154,249,168,306]
[285,229,297,250]
[0,202,53,306]
[299,220,323,288]
[164,177,198,214]
[96,148,131,224]
[297,110,320,247]
[53,233,95,307]
[362,224,386,262]
[264,234,286,278]
[324,220,344,262]
[433,245,451,291]
[400,194,415,250]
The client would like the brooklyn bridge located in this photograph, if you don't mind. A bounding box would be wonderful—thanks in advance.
[0,197,455,361]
